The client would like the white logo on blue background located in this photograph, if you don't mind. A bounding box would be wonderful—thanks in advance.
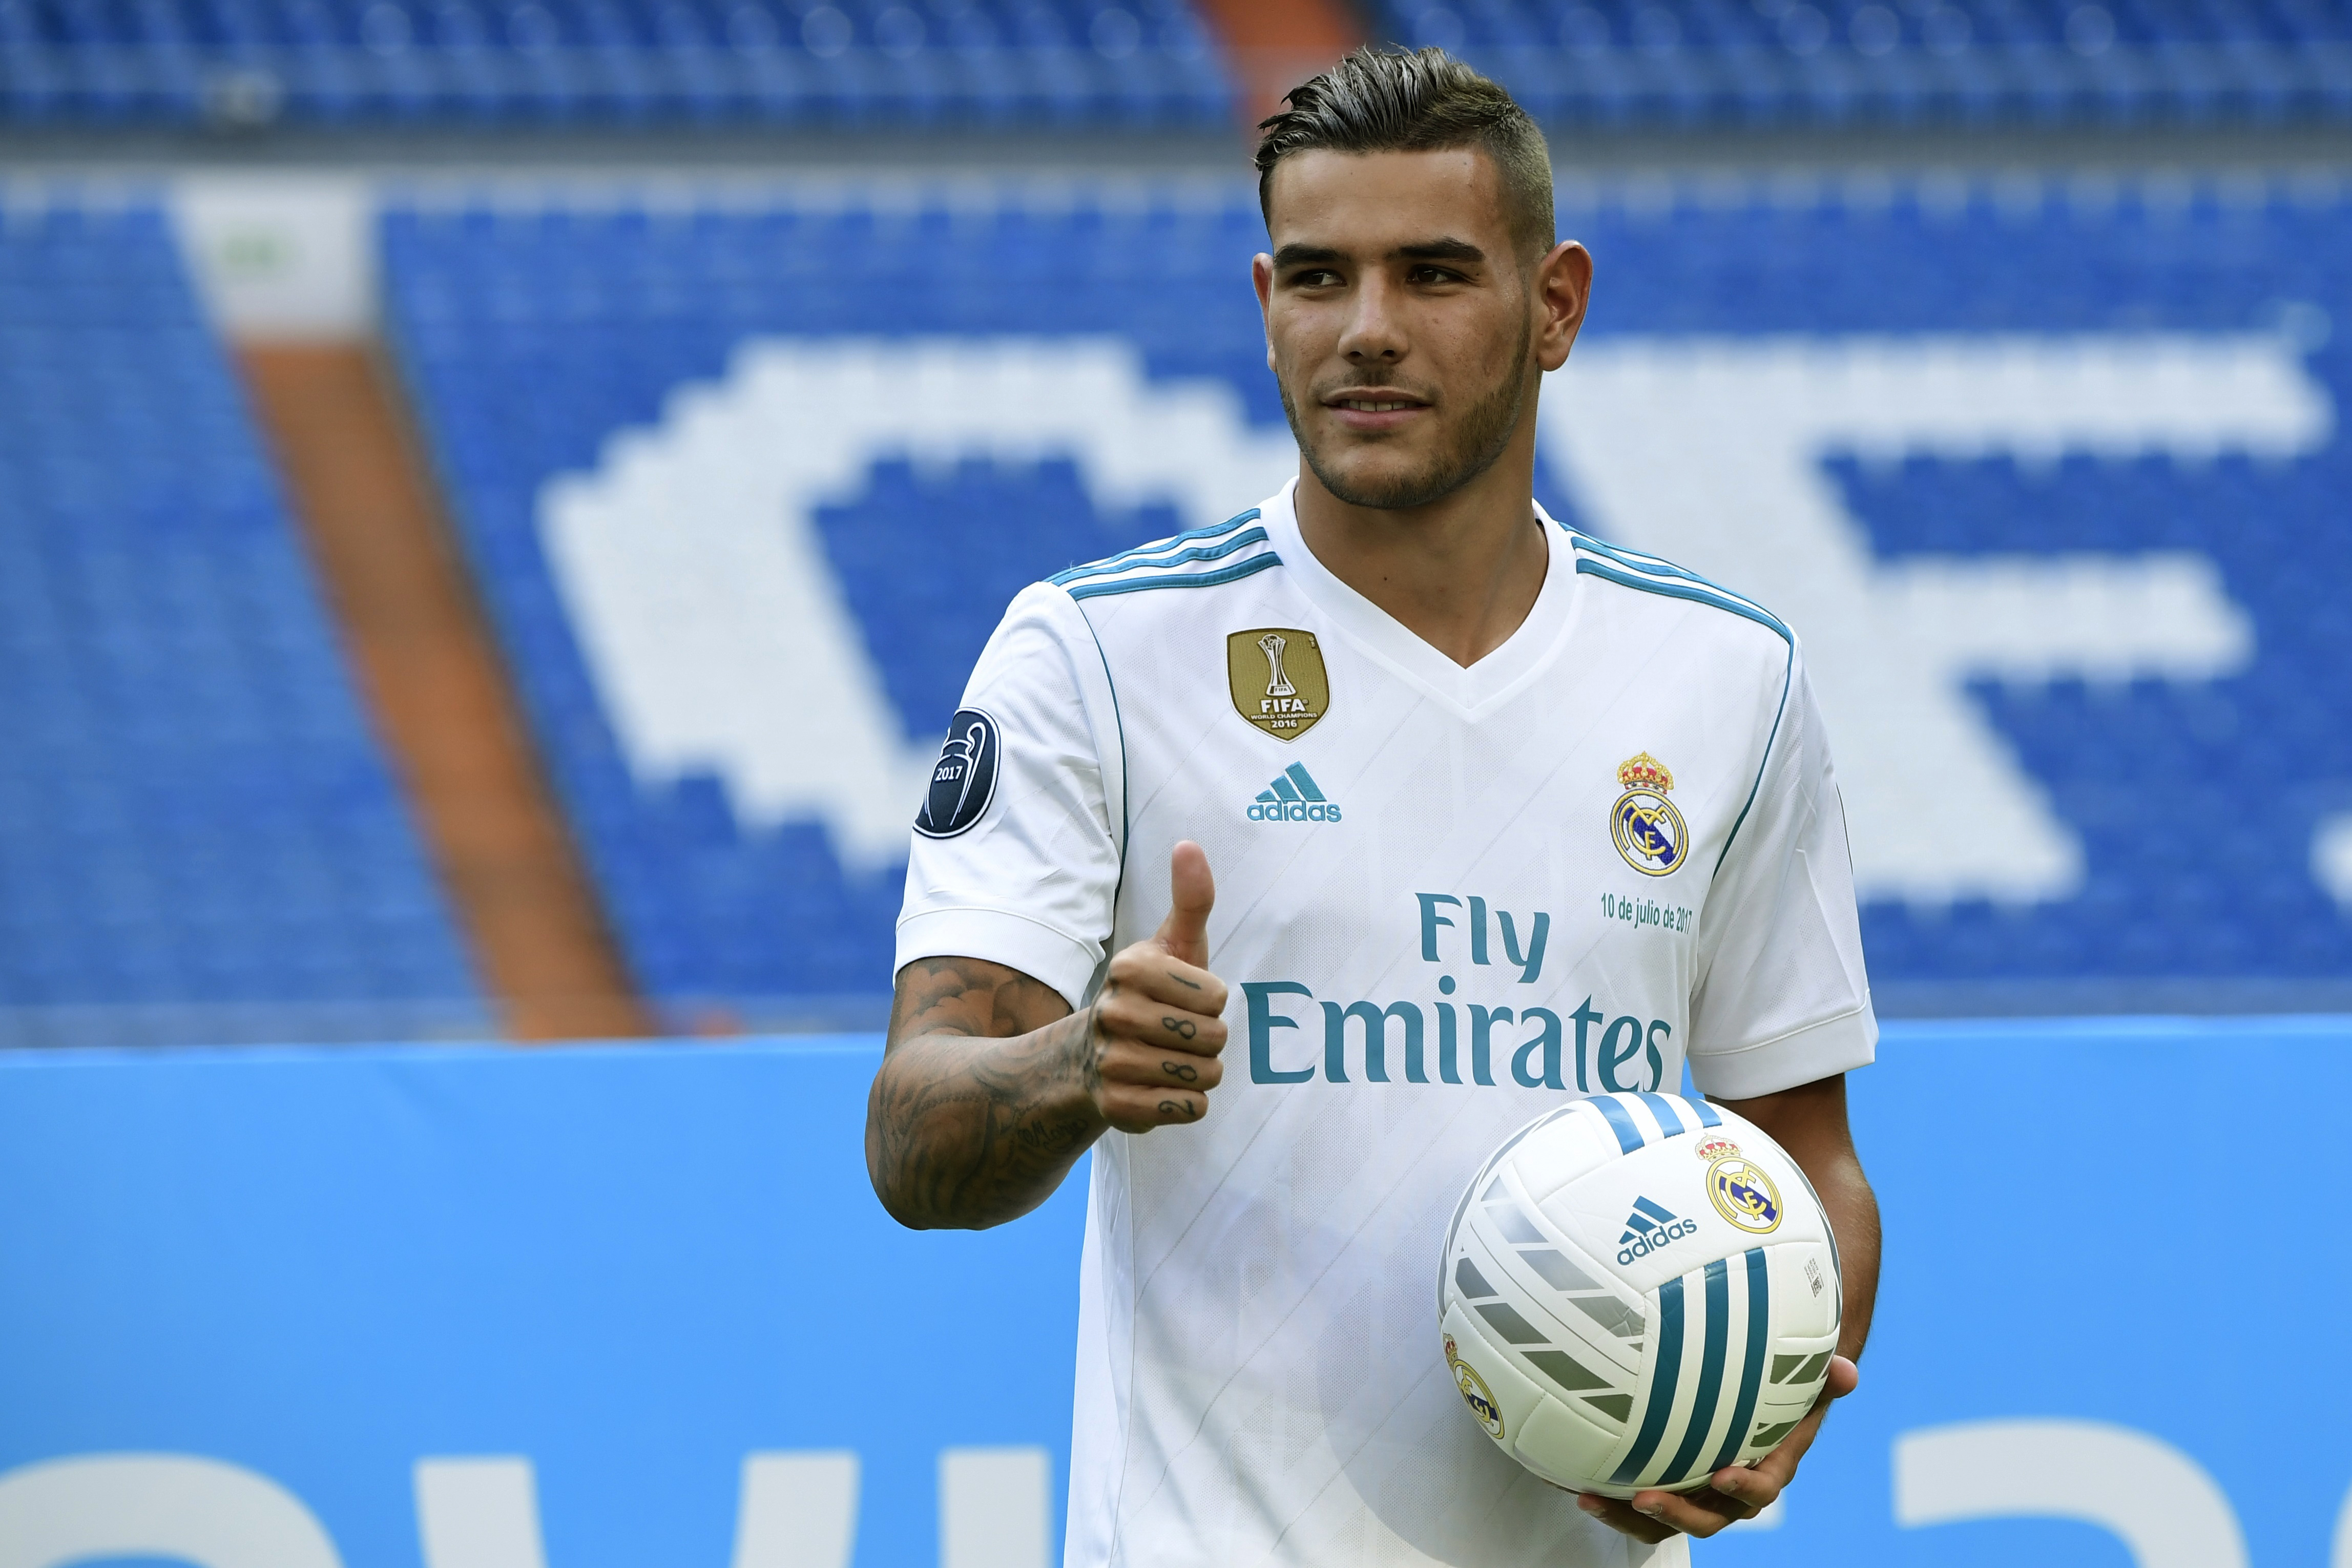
[1538,336,2325,907]
[538,338,1297,872]
[543,332,2332,905]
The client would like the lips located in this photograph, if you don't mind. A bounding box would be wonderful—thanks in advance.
[1321,388,1432,430]
[1323,390,1430,413]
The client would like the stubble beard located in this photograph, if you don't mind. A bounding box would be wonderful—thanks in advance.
[1279,315,1535,512]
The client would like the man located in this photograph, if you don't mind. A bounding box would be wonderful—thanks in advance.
[866,46,1879,1568]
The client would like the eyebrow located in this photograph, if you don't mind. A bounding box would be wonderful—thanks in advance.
[1270,238,1488,270]
[1396,238,1486,263]
[1271,243,1345,269]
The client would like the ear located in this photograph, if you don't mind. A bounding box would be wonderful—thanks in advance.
[1534,241,1593,373]
[1252,252,1277,372]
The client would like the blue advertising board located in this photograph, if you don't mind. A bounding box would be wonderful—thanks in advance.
[2,1019,2348,1567]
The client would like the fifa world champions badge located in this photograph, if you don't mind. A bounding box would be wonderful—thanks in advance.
[1444,1333,1505,1438]
[1611,752,1688,876]
[1226,627,1330,741]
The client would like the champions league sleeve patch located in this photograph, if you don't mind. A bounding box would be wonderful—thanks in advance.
[914,707,1001,839]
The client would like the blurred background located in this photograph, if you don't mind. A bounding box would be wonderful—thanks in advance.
[0,4,2347,1566]
[0,0,2343,1046]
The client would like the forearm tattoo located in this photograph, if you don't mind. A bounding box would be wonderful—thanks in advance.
[865,955,1097,1230]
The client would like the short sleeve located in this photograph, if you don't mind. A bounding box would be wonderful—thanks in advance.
[1685,641,1877,1100]
[894,582,1125,1010]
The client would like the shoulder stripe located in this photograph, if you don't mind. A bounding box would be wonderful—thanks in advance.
[1562,526,1790,641]
[1567,528,1715,587]
[1065,551,1281,601]
[1573,558,1793,644]
[1049,508,1262,586]
[1054,528,1268,588]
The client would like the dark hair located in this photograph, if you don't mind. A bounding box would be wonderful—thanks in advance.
[1254,46,1555,264]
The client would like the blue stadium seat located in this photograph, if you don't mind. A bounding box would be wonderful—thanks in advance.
[0,0,1234,128]
[1363,0,2352,128]
[384,174,2352,1017]
[0,202,485,1044]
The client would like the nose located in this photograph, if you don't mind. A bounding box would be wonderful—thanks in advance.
[1335,270,1406,365]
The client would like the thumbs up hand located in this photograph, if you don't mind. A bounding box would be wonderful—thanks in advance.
[1153,838,1217,969]
[1089,841,1231,1134]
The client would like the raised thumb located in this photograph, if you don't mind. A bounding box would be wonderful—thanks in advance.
[1154,840,1216,967]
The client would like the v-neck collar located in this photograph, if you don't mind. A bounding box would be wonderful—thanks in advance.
[1263,479,1582,720]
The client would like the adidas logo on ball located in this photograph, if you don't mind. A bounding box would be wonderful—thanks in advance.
[1616,1196,1699,1265]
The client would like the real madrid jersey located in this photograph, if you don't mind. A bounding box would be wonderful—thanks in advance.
[896,480,1876,1568]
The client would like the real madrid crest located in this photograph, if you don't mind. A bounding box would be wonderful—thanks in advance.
[1443,1333,1505,1438]
[1610,751,1688,876]
[1227,628,1329,741]
[1704,1147,1783,1236]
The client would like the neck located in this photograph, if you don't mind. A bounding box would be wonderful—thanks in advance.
[1290,423,1548,668]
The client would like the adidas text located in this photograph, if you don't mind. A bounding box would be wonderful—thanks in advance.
[1248,800,1342,823]
[1617,1199,1698,1265]
[1617,1216,1699,1266]
[1248,763,1340,824]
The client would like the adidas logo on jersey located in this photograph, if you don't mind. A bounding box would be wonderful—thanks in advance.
[1246,763,1342,823]
[1616,1196,1699,1265]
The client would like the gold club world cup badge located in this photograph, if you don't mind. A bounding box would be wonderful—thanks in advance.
[1444,1333,1505,1438]
[1228,628,1329,741]
[1611,751,1688,876]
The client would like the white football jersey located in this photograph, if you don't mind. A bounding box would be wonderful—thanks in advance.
[897,480,1875,1568]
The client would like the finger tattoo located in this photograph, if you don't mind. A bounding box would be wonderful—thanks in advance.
[1162,1016,1197,1039]
[1161,1060,1199,1082]
[1166,970,1201,990]
[1158,1098,1198,1120]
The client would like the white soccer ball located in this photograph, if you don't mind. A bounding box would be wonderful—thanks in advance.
[1438,1092,1841,1499]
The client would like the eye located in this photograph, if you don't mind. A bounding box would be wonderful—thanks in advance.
[1409,264,1466,285]
[1290,267,1342,288]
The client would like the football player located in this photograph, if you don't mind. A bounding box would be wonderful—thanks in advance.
[868,46,1880,1565]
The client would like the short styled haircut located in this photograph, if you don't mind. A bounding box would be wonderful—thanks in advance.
[1254,46,1556,265]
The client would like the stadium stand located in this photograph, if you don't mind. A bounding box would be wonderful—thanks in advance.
[11,0,2346,134]
[0,0,1234,129]
[1363,0,2352,127]
[383,187,1274,1021]
[383,173,2351,1020]
[0,199,486,1044]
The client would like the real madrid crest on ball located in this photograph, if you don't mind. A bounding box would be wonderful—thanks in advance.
[1443,1333,1505,1439]
[1703,1140,1783,1236]
[1610,751,1687,876]
[914,707,1000,839]
[1227,628,1329,741]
